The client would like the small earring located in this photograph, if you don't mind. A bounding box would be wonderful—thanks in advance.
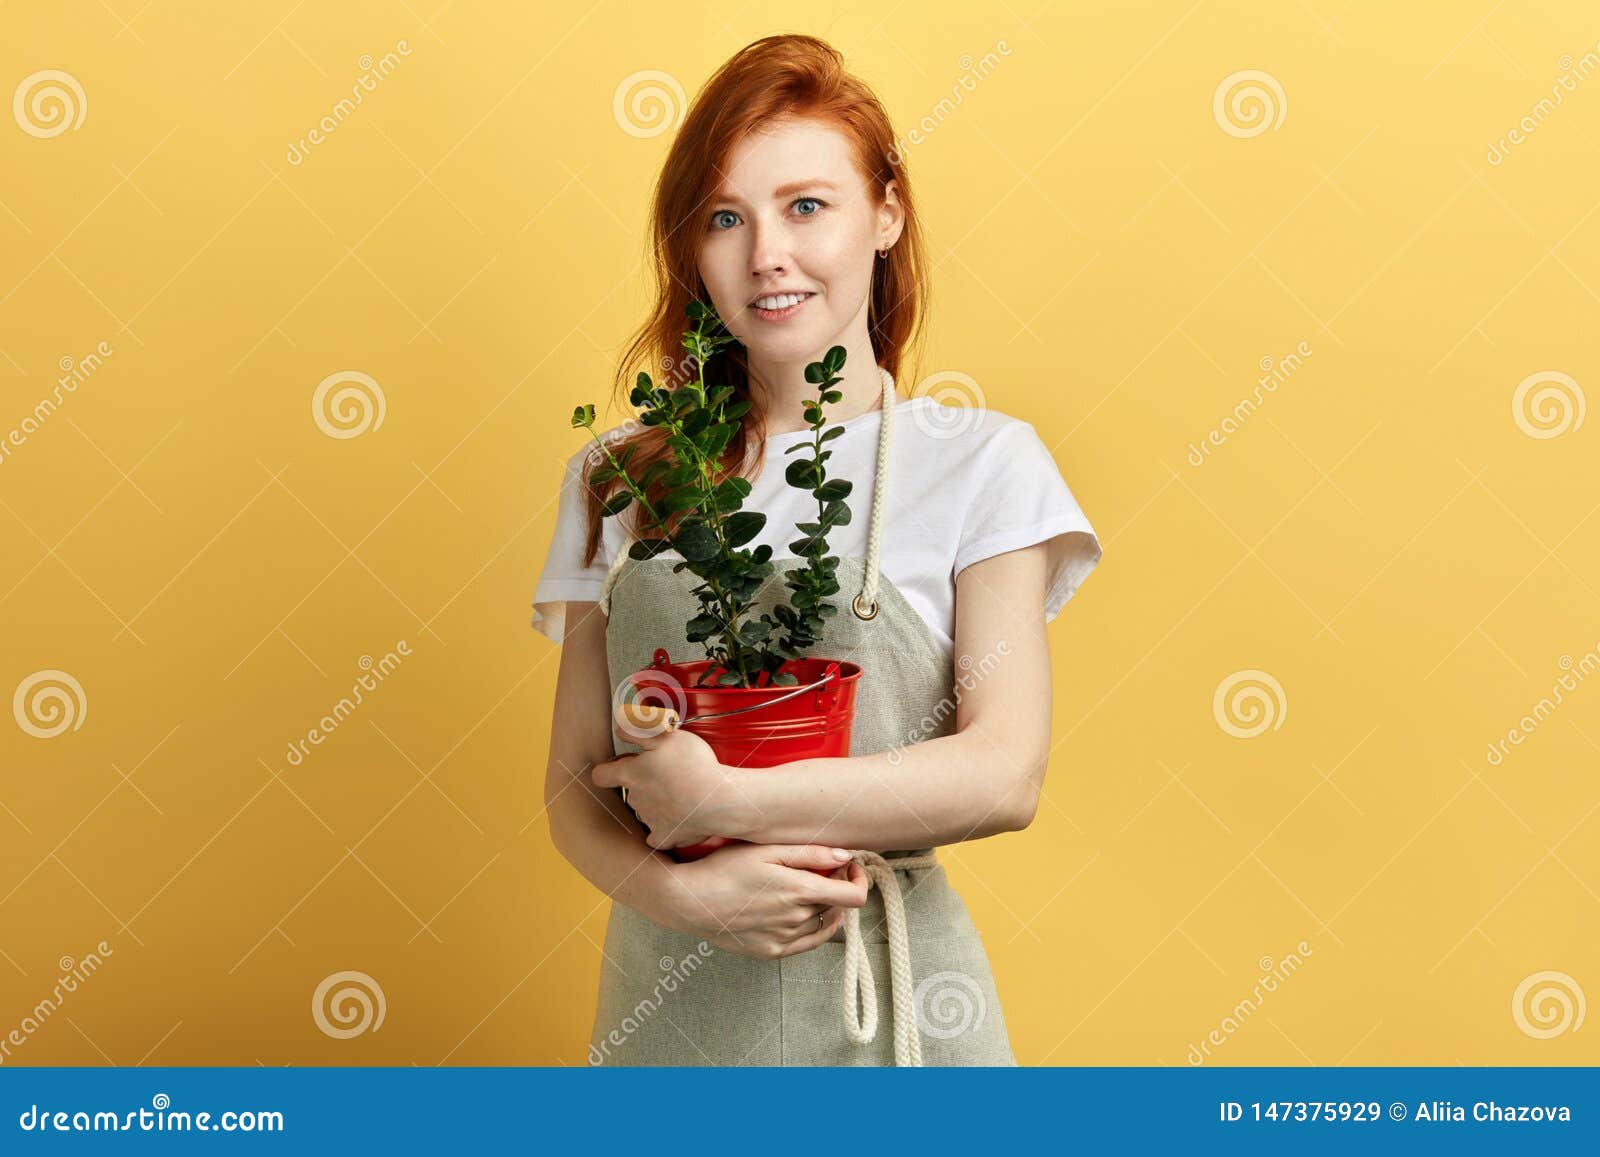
[877,247,889,259]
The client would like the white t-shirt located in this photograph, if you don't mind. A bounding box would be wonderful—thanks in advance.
[530,394,1103,652]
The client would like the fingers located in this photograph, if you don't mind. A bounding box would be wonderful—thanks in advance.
[590,753,635,790]
[797,868,870,908]
[779,907,847,956]
[783,904,831,934]
[763,844,855,873]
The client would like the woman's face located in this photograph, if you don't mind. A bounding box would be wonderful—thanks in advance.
[696,117,900,367]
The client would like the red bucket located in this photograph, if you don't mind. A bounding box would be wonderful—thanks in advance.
[621,647,861,871]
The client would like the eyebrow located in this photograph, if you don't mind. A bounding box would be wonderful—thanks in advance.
[711,178,839,205]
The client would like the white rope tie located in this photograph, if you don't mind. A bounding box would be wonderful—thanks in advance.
[853,364,895,619]
[840,849,939,1066]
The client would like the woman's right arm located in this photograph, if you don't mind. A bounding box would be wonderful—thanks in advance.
[542,599,869,956]
[543,598,697,929]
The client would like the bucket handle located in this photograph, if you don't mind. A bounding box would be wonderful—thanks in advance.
[815,661,841,714]
[678,668,841,725]
[642,649,842,724]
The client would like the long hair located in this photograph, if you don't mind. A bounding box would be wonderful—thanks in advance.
[578,34,929,567]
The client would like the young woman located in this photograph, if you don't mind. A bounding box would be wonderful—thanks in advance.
[531,34,1102,1066]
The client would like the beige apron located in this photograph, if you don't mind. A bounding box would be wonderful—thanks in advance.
[588,368,1016,1067]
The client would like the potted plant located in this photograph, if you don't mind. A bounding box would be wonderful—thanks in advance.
[571,301,862,864]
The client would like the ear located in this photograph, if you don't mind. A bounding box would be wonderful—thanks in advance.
[878,178,906,250]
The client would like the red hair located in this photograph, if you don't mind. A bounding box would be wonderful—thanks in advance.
[578,33,929,566]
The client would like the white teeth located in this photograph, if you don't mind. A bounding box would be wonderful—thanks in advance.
[754,292,811,310]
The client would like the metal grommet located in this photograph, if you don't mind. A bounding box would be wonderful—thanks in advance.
[851,593,879,620]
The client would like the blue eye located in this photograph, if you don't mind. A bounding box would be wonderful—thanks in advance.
[711,210,739,231]
[794,197,823,216]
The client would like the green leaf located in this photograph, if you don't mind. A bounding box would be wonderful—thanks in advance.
[785,459,818,489]
[712,476,752,507]
[784,441,812,455]
[682,408,711,438]
[600,490,633,517]
[820,426,845,443]
[675,523,720,561]
[821,500,852,527]
[628,538,671,560]
[717,670,745,687]
[822,389,842,404]
[703,422,736,460]
[723,400,751,421]
[824,345,846,374]
[571,404,596,428]
[686,613,722,641]
[771,671,798,687]
[804,361,828,385]
[587,462,617,486]
[724,510,765,547]
[661,490,704,514]
[814,479,852,502]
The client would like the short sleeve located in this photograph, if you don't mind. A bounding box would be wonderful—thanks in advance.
[530,445,613,644]
[952,421,1103,622]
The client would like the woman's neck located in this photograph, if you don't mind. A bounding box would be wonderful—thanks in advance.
[745,334,884,437]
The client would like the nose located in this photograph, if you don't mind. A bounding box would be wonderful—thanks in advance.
[748,215,791,283]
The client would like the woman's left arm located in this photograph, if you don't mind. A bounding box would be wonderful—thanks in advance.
[600,541,1055,852]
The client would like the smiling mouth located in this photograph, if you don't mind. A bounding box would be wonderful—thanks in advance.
[750,292,816,320]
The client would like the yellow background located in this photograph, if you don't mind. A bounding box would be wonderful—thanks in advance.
[2,1,1596,1066]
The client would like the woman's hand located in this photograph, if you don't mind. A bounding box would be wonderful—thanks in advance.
[662,842,870,960]
[591,711,748,849]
